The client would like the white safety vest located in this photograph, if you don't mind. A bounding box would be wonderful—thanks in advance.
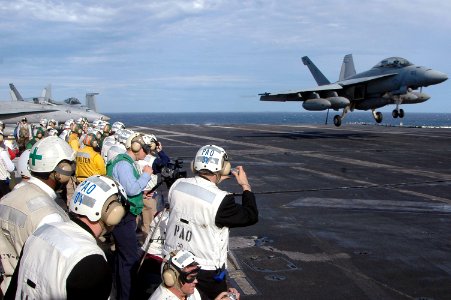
[164,177,229,270]
[149,284,202,300]
[0,178,69,292]
[15,221,106,299]
[0,148,14,180]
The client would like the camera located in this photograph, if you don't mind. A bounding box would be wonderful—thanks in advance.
[228,167,239,176]
[227,292,237,300]
[160,159,187,189]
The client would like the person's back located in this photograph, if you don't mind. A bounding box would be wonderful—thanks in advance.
[0,136,75,294]
[163,144,258,299]
[6,175,127,299]
[75,133,106,182]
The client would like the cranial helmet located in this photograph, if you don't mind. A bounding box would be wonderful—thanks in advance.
[29,136,75,173]
[17,149,32,178]
[162,250,199,288]
[107,144,126,163]
[192,144,231,176]
[70,175,127,226]
[111,121,125,132]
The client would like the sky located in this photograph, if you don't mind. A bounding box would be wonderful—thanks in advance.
[0,0,450,114]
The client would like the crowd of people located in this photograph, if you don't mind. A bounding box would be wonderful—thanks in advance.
[0,117,259,300]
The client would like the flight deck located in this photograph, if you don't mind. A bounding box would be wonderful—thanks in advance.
[134,123,451,300]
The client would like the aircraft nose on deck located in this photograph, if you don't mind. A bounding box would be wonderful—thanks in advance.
[424,69,448,85]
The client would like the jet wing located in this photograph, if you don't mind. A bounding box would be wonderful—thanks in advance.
[260,83,342,102]
[260,74,398,102]
[338,73,397,86]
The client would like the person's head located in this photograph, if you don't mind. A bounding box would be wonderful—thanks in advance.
[21,117,27,123]
[125,133,150,160]
[0,130,4,145]
[69,175,127,236]
[111,121,125,134]
[83,133,100,150]
[71,124,83,136]
[40,118,48,127]
[162,250,200,296]
[191,145,231,183]
[28,136,76,189]
[0,121,4,130]
[35,127,45,140]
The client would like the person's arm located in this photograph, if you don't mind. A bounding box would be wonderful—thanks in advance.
[66,254,112,300]
[114,161,151,196]
[215,191,258,228]
[0,151,15,172]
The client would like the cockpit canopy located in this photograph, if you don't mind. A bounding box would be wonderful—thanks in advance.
[64,97,82,105]
[373,57,412,68]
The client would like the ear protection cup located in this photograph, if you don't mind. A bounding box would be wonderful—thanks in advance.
[0,134,3,143]
[54,161,74,184]
[131,138,142,153]
[101,195,126,226]
[220,160,231,176]
[162,259,178,287]
[150,142,157,151]
[190,160,195,174]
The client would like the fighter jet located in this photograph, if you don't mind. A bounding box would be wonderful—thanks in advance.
[260,54,448,126]
[0,83,109,125]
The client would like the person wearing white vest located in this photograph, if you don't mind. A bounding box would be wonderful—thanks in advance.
[0,136,75,295]
[0,130,15,197]
[5,175,128,299]
[163,144,258,299]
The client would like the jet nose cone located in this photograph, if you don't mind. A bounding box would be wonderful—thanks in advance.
[425,70,448,85]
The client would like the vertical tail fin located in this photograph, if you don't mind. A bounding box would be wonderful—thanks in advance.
[339,54,356,81]
[86,93,99,111]
[301,56,330,86]
[42,84,52,102]
[9,83,24,101]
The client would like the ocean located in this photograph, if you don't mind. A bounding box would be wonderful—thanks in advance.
[107,112,451,128]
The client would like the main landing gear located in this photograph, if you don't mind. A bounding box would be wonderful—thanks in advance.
[392,108,405,118]
[371,109,383,123]
[333,106,351,127]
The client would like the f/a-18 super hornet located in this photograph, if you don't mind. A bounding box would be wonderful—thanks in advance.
[0,83,109,125]
[259,54,448,126]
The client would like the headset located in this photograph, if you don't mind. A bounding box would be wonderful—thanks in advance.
[162,251,200,287]
[162,255,179,287]
[0,132,3,143]
[53,161,75,184]
[83,133,99,149]
[101,195,126,226]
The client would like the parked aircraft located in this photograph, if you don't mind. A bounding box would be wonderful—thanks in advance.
[0,84,109,124]
[260,54,448,126]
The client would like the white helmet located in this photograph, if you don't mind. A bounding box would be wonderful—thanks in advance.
[112,121,125,132]
[117,129,134,145]
[107,144,126,163]
[40,118,48,127]
[70,175,127,226]
[17,149,32,178]
[192,144,231,175]
[29,136,75,173]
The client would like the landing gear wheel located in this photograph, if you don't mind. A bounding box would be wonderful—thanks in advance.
[399,109,405,118]
[375,112,383,123]
[333,115,342,127]
[392,109,399,118]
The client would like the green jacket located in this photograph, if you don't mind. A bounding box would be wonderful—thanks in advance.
[106,153,143,216]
